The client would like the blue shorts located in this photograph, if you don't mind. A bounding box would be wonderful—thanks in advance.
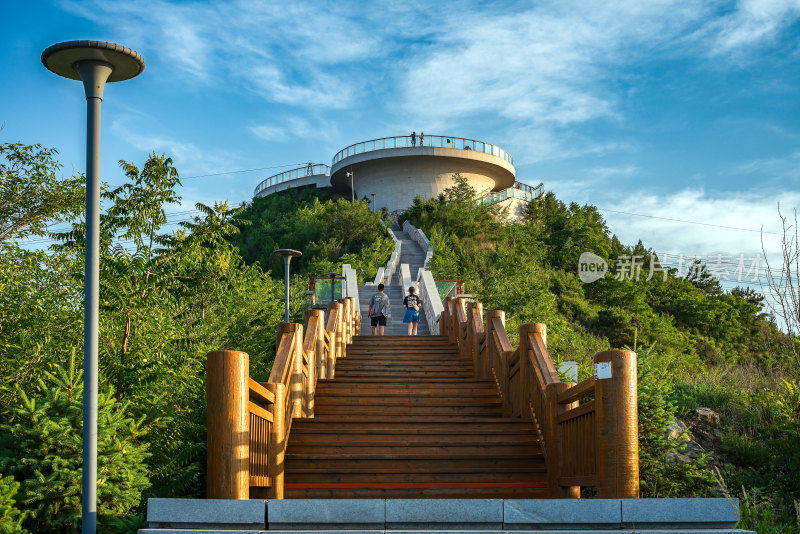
[403,309,420,323]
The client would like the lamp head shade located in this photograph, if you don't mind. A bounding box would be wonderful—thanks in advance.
[42,40,145,82]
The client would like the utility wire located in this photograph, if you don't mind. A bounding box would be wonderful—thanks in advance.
[179,163,308,181]
[596,207,780,235]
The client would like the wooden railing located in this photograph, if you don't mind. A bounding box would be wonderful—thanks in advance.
[441,296,639,498]
[206,296,361,500]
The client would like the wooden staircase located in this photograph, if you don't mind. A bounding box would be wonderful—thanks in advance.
[206,296,640,502]
[283,335,547,498]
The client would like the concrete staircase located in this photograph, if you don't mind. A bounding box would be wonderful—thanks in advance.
[358,229,431,335]
[392,229,426,279]
[282,335,546,499]
[359,285,430,335]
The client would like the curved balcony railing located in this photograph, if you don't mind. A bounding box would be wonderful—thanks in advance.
[332,135,514,166]
[253,164,330,197]
[480,181,543,206]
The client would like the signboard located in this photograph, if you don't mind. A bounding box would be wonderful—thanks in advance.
[593,362,612,380]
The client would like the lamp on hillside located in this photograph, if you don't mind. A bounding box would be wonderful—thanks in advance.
[42,40,144,534]
[324,271,345,304]
[346,167,354,204]
[273,249,302,322]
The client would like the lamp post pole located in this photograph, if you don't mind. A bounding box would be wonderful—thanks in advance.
[273,249,302,323]
[371,193,375,213]
[42,40,144,534]
[346,168,354,204]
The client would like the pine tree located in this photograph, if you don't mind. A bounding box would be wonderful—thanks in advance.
[0,473,27,533]
[0,352,150,532]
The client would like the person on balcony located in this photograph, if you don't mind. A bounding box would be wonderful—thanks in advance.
[403,286,422,335]
[420,132,424,146]
[410,131,416,147]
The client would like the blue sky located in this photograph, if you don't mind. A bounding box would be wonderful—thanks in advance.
[4,0,800,286]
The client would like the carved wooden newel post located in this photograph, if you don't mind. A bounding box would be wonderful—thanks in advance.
[206,350,249,499]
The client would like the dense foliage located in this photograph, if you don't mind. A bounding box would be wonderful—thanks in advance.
[3,141,799,531]
[231,187,393,281]
[0,145,387,531]
[404,174,800,531]
[0,354,149,531]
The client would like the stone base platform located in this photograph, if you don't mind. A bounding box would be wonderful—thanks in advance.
[141,498,752,533]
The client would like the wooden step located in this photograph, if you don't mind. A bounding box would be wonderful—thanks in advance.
[310,405,503,417]
[313,388,500,397]
[284,486,548,499]
[279,336,547,499]
[311,398,503,407]
[285,455,544,471]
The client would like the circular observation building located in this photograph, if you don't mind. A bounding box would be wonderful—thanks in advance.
[253,163,331,199]
[329,135,515,214]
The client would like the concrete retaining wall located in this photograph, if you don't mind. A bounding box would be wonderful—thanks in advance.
[383,224,401,285]
[342,264,360,308]
[417,269,444,336]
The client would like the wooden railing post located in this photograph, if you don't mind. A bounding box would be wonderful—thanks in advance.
[206,350,250,500]
[455,296,468,359]
[326,302,339,377]
[469,302,484,378]
[348,296,359,337]
[310,308,325,383]
[444,297,455,343]
[278,323,303,419]
[266,382,286,499]
[595,349,639,498]
[518,324,535,419]
[485,310,506,394]
[545,382,580,498]
[534,323,547,348]
[335,300,345,359]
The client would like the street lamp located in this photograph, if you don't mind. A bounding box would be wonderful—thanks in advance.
[42,40,144,534]
[371,193,375,213]
[346,167,354,204]
[373,248,378,273]
[273,249,302,323]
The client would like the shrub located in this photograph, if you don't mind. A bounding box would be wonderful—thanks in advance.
[0,353,150,532]
[0,473,27,533]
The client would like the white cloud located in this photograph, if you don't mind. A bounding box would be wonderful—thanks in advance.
[59,0,384,109]
[598,188,799,259]
[110,113,240,178]
[728,149,800,183]
[705,0,800,57]
[399,0,800,160]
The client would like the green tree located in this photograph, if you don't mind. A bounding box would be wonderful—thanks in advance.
[0,473,27,533]
[0,354,150,532]
[0,142,84,243]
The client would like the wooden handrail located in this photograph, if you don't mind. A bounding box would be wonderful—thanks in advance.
[206,297,362,499]
[441,296,639,498]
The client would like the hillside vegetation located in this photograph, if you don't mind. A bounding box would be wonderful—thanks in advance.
[0,145,387,532]
[403,174,800,532]
[2,142,798,532]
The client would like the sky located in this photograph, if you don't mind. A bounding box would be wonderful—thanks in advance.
[3,0,800,296]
